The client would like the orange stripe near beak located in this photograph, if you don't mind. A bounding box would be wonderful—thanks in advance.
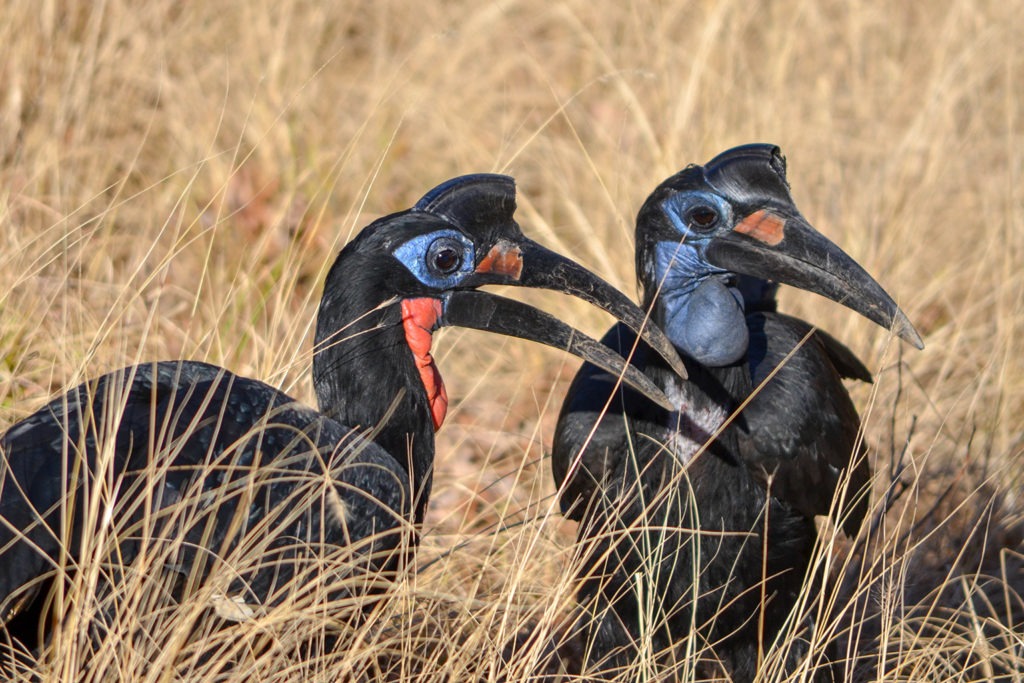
[475,240,523,279]
[735,209,786,246]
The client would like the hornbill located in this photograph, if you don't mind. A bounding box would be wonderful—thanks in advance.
[552,145,923,681]
[0,174,687,653]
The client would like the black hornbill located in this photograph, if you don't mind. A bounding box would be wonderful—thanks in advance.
[552,145,923,680]
[0,174,687,651]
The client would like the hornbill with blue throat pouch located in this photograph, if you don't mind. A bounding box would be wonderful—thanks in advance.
[552,145,923,681]
[0,174,687,652]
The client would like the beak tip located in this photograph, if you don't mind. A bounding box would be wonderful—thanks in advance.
[902,327,925,350]
[652,389,676,411]
[663,352,689,380]
[897,311,929,350]
[894,311,925,350]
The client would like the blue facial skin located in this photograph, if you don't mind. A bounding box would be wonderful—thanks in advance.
[656,193,750,367]
[393,229,476,290]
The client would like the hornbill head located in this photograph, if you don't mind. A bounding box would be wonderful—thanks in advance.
[635,144,923,366]
[317,174,685,431]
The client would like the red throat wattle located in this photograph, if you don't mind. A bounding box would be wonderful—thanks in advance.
[401,298,448,430]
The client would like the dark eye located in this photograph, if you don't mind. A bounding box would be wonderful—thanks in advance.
[427,238,464,275]
[686,205,719,230]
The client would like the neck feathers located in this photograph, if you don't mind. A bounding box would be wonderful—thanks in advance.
[313,265,437,522]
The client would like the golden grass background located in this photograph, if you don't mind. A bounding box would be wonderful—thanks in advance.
[0,0,1021,680]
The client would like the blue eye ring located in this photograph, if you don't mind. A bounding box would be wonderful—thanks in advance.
[661,191,730,240]
[393,229,475,289]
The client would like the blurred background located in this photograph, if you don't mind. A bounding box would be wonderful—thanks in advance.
[1,1,1021,679]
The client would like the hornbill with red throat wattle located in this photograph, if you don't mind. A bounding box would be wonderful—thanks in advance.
[0,174,687,652]
[552,145,923,681]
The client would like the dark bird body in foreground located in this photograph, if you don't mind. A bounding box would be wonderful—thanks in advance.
[0,174,686,655]
[553,146,923,681]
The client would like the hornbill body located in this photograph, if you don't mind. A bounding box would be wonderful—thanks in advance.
[0,174,685,650]
[553,146,923,680]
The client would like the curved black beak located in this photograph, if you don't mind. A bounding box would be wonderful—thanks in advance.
[413,172,687,381]
[466,237,689,380]
[705,208,924,349]
[441,290,675,411]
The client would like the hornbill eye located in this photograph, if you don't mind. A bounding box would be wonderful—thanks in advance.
[427,237,464,275]
[393,228,474,287]
[686,205,719,231]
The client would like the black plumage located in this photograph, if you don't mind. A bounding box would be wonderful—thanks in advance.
[553,145,922,681]
[0,174,684,651]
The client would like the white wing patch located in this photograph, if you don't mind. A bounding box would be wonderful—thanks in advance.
[664,381,729,467]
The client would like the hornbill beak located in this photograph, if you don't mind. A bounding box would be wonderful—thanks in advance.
[442,289,675,411]
[446,237,680,410]
[705,209,923,349]
[698,145,923,349]
[411,173,688,391]
[467,236,689,380]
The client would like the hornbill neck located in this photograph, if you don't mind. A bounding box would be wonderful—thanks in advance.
[644,283,751,373]
[313,259,436,523]
[634,339,751,470]
[642,293,754,448]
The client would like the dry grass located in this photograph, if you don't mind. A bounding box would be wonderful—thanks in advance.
[0,0,1022,680]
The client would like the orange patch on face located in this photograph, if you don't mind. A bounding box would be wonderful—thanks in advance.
[475,240,523,278]
[401,298,448,431]
[735,209,786,246]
